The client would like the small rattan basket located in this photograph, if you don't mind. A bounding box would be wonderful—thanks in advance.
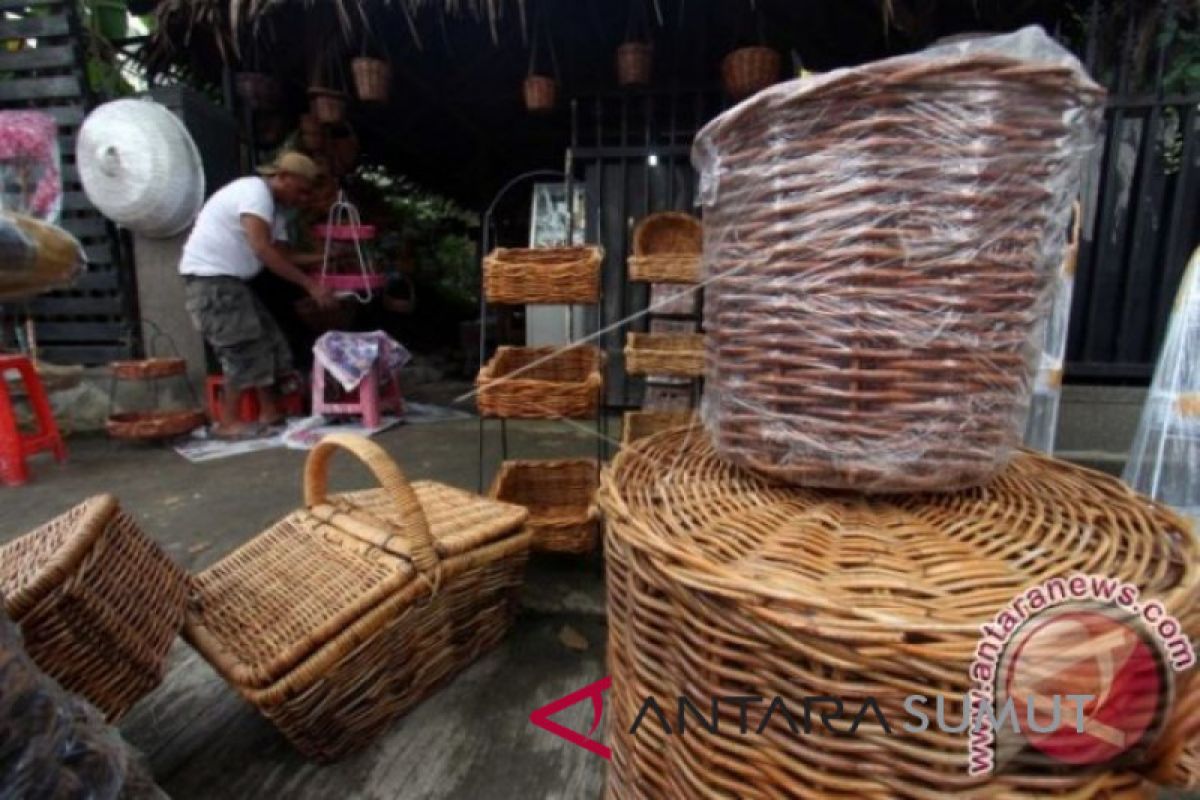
[106,410,206,441]
[695,44,1105,492]
[624,332,703,377]
[110,358,187,381]
[484,246,602,304]
[620,410,695,446]
[600,428,1200,799]
[185,434,531,761]
[490,459,600,554]
[0,495,188,720]
[476,345,603,419]
[721,46,782,99]
[628,212,702,284]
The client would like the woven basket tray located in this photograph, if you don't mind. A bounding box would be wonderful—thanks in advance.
[476,345,603,419]
[628,212,702,284]
[0,495,188,720]
[484,246,602,304]
[489,459,600,554]
[106,409,206,441]
[110,358,187,380]
[620,410,695,446]
[600,428,1200,799]
[625,332,704,377]
[185,434,530,761]
[693,48,1105,493]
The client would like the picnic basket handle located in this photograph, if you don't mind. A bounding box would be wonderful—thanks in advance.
[303,433,439,574]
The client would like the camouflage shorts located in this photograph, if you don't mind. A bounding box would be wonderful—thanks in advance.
[184,276,293,390]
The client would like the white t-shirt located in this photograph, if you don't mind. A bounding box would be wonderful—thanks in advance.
[179,176,289,279]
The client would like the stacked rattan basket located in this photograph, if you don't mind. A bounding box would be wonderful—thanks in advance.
[600,428,1200,799]
[693,31,1106,493]
[478,244,605,554]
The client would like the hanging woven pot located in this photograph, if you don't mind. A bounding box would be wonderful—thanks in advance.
[721,46,781,99]
[351,57,391,103]
[308,87,347,124]
[298,113,326,151]
[234,72,282,111]
[523,75,557,113]
[616,42,653,87]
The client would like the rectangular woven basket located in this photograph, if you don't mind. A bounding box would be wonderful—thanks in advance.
[625,332,704,377]
[483,246,602,304]
[0,494,188,720]
[489,459,600,554]
[693,41,1105,492]
[476,345,603,419]
[184,434,530,761]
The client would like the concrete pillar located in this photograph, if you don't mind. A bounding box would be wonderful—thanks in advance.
[132,232,208,390]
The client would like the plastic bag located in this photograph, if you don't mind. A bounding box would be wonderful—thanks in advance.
[0,111,61,223]
[692,26,1104,492]
[0,604,165,800]
[1124,246,1200,528]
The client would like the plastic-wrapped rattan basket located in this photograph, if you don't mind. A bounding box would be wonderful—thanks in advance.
[476,345,603,419]
[693,28,1105,493]
[624,332,703,377]
[484,246,602,304]
[600,427,1200,799]
[0,495,187,720]
[489,459,599,554]
[185,434,530,761]
[628,212,702,284]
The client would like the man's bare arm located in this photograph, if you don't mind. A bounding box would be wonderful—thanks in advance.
[241,214,332,303]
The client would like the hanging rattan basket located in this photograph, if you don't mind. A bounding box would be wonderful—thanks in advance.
[624,332,703,377]
[234,72,282,110]
[600,428,1200,799]
[483,245,603,304]
[694,37,1105,492]
[721,46,782,99]
[476,345,603,419]
[617,42,653,87]
[351,57,391,103]
[524,74,558,113]
[490,459,600,554]
[628,212,702,284]
[0,495,188,720]
[309,88,347,124]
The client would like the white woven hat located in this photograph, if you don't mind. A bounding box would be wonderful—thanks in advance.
[76,99,205,238]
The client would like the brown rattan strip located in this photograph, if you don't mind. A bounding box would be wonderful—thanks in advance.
[484,246,602,304]
[628,254,701,284]
[693,51,1105,492]
[490,459,600,554]
[599,428,1199,798]
[0,495,188,719]
[625,332,704,377]
[476,345,603,419]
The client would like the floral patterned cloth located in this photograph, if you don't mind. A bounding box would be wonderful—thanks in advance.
[0,112,60,221]
[313,330,412,392]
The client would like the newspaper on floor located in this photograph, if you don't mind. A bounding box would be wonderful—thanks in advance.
[281,414,403,450]
[173,426,286,463]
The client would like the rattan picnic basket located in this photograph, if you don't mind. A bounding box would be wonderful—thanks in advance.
[600,427,1200,799]
[184,434,530,761]
[693,29,1105,493]
[489,459,600,554]
[476,345,603,419]
[628,212,702,284]
[620,410,695,446]
[484,246,602,304]
[624,332,704,377]
[0,495,188,720]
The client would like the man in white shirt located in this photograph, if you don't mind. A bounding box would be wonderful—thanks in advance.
[180,151,333,438]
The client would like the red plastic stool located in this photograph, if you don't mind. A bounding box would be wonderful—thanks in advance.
[205,373,306,425]
[0,355,67,486]
[311,361,404,429]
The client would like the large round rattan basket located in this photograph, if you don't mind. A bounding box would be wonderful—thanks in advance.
[693,42,1105,493]
[600,427,1200,799]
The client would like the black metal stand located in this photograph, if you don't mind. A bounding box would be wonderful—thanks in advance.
[475,167,605,492]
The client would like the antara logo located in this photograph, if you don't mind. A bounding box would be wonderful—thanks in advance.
[529,676,612,761]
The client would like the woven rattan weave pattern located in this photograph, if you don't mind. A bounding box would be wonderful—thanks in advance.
[599,427,1200,799]
[628,212,702,284]
[476,345,603,419]
[186,434,530,761]
[694,45,1105,492]
[0,495,188,719]
[490,459,600,554]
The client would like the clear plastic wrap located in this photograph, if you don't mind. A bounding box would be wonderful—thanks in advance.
[692,26,1104,492]
[1123,246,1200,528]
[0,603,165,800]
[0,111,61,223]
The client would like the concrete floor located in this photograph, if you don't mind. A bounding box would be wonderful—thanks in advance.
[1,416,612,799]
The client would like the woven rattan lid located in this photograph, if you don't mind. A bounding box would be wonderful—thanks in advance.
[602,428,1199,638]
[0,495,117,619]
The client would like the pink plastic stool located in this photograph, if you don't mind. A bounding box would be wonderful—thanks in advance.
[311,361,404,429]
[0,355,67,486]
